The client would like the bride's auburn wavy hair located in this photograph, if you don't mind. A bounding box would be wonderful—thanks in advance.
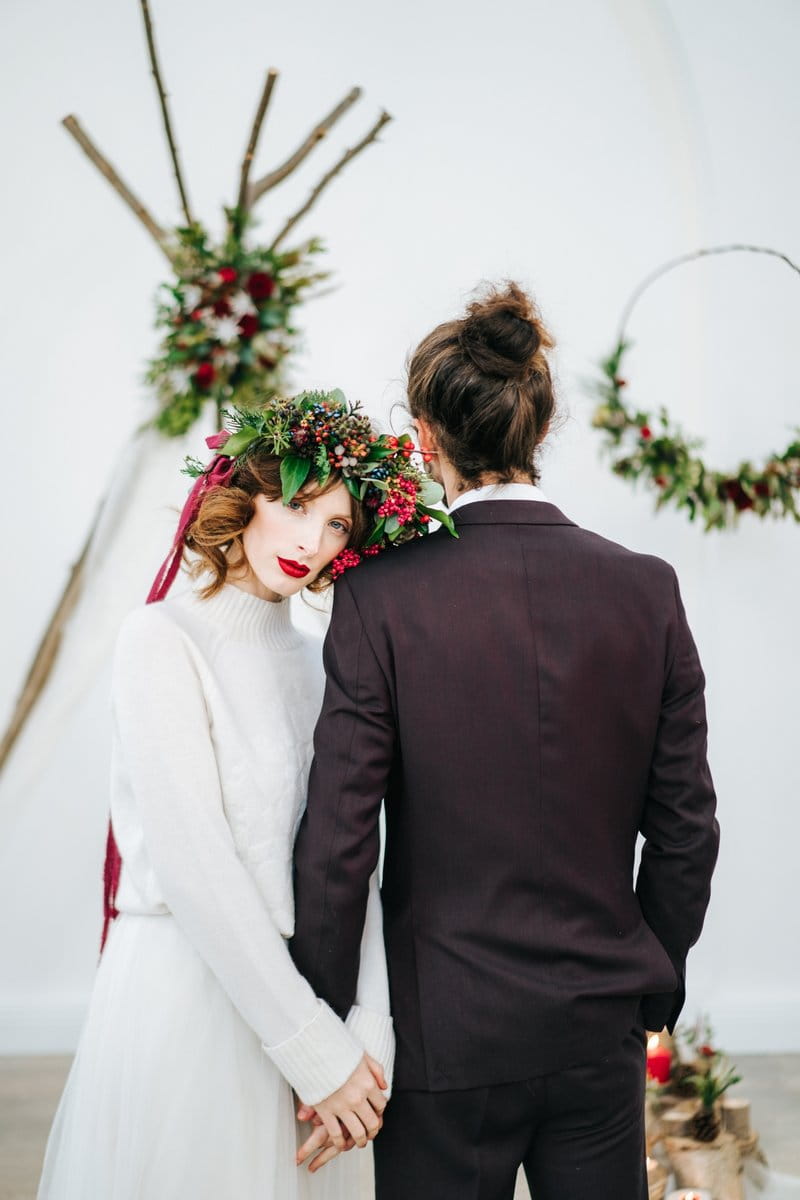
[183,448,371,598]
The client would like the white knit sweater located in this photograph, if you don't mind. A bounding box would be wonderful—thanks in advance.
[109,582,394,1105]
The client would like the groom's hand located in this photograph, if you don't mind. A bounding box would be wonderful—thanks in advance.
[296,1054,387,1167]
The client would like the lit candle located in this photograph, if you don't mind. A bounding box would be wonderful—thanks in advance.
[646,1033,672,1084]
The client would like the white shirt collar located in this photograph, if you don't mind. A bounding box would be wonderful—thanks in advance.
[447,481,549,514]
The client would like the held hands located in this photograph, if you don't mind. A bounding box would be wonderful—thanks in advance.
[296,1054,387,1173]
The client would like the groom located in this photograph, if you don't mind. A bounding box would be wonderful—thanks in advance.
[291,283,719,1199]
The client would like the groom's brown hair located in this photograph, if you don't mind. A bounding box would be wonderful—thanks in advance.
[407,281,557,485]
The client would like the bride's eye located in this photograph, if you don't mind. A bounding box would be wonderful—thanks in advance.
[288,499,305,512]
[329,519,350,534]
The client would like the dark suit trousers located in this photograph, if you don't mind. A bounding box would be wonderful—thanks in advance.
[374,1027,647,1200]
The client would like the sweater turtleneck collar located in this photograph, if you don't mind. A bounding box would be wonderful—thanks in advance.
[182,582,302,649]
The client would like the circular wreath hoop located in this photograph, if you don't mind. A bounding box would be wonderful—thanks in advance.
[590,245,800,530]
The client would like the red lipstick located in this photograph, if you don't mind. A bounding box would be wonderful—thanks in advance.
[277,557,310,579]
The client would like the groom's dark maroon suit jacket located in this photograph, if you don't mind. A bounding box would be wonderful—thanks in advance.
[291,501,719,1091]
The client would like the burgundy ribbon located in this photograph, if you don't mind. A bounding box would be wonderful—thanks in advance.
[100,442,236,952]
[145,453,237,604]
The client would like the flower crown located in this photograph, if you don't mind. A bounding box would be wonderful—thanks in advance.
[184,389,456,577]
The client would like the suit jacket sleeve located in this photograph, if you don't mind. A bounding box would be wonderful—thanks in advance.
[636,568,720,1031]
[291,574,396,1021]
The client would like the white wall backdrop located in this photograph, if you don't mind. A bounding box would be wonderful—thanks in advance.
[1,0,798,1053]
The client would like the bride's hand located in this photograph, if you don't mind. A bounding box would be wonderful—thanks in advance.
[296,1054,387,1167]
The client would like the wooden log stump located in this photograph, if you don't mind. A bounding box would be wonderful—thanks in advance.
[665,1131,744,1200]
[721,1097,751,1139]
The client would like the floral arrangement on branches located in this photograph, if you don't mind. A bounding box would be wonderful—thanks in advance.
[147,226,325,435]
[590,245,800,530]
[62,0,392,438]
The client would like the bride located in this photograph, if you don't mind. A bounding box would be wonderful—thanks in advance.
[38,390,441,1199]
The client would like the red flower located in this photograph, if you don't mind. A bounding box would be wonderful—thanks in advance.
[655,476,667,488]
[640,426,652,440]
[723,479,753,511]
[246,272,275,301]
[195,362,216,389]
[699,1044,715,1058]
[218,266,238,284]
[213,299,231,317]
[238,314,260,339]
[754,481,770,498]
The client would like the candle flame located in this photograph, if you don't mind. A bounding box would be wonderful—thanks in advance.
[647,1033,660,1051]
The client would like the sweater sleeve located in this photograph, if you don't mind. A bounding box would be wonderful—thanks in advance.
[111,606,363,1105]
[345,868,395,1090]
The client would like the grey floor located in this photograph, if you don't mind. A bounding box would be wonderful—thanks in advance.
[2,1055,798,1200]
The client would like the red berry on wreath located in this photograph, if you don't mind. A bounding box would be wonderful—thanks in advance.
[218,266,238,284]
[640,426,652,440]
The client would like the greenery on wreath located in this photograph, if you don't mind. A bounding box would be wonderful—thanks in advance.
[592,339,800,531]
[185,389,457,574]
[147,219,327,437]
[590,245,800,531]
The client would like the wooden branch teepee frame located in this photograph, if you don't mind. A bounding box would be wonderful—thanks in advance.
[0,0,392,773]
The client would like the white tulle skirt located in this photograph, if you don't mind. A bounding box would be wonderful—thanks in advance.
[38,914,372,1200]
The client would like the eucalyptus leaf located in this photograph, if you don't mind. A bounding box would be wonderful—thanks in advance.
[384,514,401,535]
[419,479,445,506]
[329,388,347,408]
[280,455,312,503]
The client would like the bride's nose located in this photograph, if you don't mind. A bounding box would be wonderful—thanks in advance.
[297,522,323,558]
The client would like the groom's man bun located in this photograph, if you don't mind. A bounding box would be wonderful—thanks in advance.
[407,282,556,485]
